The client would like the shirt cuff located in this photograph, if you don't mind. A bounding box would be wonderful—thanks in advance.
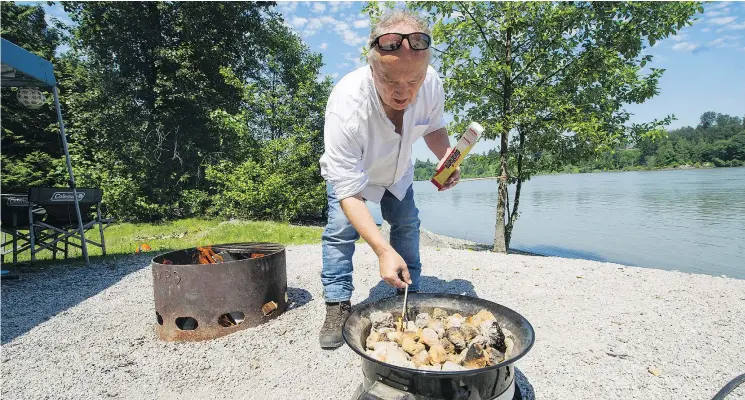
[327,173,369,201]
[424,117,447,135]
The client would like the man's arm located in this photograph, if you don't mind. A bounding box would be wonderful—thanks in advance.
[339,194,387,255]
[424,127,451,160]
[339,194,411,289]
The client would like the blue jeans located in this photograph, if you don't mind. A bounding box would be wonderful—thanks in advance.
[321,183,422,302]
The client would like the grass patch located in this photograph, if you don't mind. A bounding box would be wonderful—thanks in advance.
[3,218,323,265]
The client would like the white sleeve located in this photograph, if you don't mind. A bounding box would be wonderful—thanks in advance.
[319,112,369,200]
[424,74,447,135]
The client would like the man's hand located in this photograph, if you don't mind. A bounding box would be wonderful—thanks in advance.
[436,147,461,191]
[338,195,412,289]
[378,248,411,289]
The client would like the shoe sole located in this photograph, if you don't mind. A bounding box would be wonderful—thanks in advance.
[320,340,344,350]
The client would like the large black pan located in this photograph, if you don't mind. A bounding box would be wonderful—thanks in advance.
[343,293,535,400]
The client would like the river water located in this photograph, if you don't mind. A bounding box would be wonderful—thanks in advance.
[368,167,745,279]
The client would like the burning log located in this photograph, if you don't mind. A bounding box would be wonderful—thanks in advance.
[189,247,264,265]
[194,246,224,264]
[261,301,278,316]
[364,307,516,371]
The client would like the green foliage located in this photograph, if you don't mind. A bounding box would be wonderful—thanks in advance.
[202,17,332,223]
[0,2,334,224]
[205,141,327,223]
[414,159,437,181]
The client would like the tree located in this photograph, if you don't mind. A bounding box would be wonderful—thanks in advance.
[699,111,716,129]
[205,18,333,222]
[60,2,320,221]
[414,159,437,181]
[0,2,67,194]
[367,1,701,252]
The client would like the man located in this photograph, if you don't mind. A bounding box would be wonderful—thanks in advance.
[318,10,460,349]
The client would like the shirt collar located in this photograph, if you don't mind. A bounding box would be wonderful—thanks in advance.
[367,67,387,119]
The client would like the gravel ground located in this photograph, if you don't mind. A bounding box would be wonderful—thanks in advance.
[2,240,745,400]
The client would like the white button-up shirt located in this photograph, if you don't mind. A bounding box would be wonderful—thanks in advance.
[319,65,446,204]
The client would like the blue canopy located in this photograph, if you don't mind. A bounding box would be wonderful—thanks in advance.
[1,38,57,88]
[0,37,90,265]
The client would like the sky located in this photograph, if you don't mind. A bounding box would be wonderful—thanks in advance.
[39,1,745,162]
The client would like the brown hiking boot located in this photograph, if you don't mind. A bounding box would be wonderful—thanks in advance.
[319,300,351,349]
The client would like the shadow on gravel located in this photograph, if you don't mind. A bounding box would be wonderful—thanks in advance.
[1,254,154,344]
[515,367,536,400]
[360,275,479,306]
[286,287,313,311]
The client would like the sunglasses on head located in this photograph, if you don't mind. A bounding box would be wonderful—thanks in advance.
[370,32,431,51]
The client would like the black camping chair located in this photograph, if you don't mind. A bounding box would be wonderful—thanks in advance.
[1,194,46,264]
[27,187,114,262]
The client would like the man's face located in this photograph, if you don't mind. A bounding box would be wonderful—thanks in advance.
[370,24,430,112]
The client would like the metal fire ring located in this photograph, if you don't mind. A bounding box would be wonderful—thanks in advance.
[151,242,288,342]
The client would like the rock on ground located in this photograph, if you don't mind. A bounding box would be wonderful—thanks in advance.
[2,244,745,400]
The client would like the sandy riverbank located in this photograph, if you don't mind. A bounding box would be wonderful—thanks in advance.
[2,239,744,399]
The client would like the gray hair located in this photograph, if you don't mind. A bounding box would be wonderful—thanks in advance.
[368,9,432,64]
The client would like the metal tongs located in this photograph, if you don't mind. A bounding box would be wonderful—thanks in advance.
[399,283,409,332]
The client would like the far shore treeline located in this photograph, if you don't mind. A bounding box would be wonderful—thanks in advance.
[415,112,745,181]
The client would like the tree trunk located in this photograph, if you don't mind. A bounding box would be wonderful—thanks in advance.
[492,27,512,253]
[505,127,525,248]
